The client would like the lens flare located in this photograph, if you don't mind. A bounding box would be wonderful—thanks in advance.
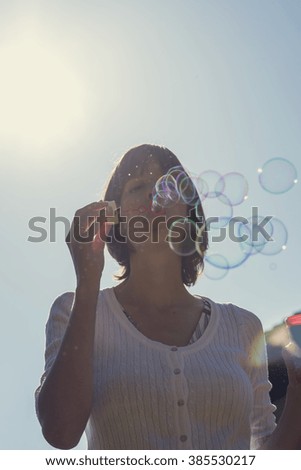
[248,333,267,368]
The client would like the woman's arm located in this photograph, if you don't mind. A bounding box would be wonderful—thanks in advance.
[36,201,114,449]
[37,282,99,449]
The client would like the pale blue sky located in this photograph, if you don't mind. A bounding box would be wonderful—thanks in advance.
[0,0,300,449]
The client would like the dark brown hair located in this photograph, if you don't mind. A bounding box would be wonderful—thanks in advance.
[103,144,208,286]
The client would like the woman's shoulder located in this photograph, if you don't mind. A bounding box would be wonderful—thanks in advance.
[205,296,264,333]
[50,291,75,312]
[48,287,113,316]
[45,291,75,327]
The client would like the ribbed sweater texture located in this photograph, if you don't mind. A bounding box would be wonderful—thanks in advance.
[35,287,276,449]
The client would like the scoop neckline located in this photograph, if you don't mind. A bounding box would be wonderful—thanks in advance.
[105,287,219,352]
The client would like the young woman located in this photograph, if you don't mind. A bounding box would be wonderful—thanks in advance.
[35,144,301,450]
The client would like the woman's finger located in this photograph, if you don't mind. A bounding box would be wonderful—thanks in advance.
[66,202,111,243]
[66,200,118,246]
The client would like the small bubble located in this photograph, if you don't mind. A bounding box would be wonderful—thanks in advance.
[178,175,197,204]
[128,173,131,176]
[257,168,263,174]
[149,171,153,175]
[258,158,298,194]
[153,174,179,208]
[253,218,288,256]
[198,170,224,199]
[294,179,298,184]
[239,215,273,253]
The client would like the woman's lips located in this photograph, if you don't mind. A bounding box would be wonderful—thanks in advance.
[122,200,167,217]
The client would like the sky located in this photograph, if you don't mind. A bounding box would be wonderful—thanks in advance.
[0,0,300,450]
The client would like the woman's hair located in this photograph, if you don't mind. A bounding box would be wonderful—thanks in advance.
[103,143,208,286]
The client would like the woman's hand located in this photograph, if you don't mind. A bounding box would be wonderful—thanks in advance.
[66,201,114,286]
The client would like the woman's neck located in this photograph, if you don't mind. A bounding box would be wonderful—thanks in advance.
[115,249,191,308]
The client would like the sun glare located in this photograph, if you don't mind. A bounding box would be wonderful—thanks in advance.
[0,30,86,150]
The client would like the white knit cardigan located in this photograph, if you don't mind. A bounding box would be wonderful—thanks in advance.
[35,287,276,450]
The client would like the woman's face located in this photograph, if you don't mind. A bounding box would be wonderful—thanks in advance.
[118,159,188,247]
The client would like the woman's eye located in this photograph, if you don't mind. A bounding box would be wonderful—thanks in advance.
[129,184,143,193]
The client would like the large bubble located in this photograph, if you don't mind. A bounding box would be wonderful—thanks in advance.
[258,158,298,194]
[204,254,229,280]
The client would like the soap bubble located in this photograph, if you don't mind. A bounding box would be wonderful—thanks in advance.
[204,254,229,280]
[177,175,198,204]
[152,174,180,209]
[258,158,298,194]
[254,217,288,255]
[202,194,233,229]
[152,170,199,209]
[197,170,224,199]
[151,162,292,277]
[193,176,209,201]
[167,218,200,256]
[238,215,274,254]
[215,172,249,206]
[167,165,186,181]
[155,174,178,198]
[205,228,253,269]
